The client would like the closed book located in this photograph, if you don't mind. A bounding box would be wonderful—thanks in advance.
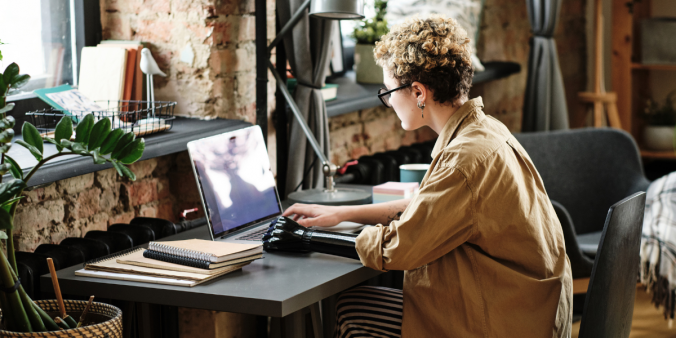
[141,249,262,270]
[81,248,248,286]
[78,47,128,102]
[148,239,263,263]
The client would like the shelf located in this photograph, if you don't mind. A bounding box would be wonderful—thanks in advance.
[640,149,676,160]
[4,117,251,187]
[325,61,521,117]
[631,63,676,71]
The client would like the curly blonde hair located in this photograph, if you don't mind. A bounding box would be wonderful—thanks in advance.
[374,15,473,105]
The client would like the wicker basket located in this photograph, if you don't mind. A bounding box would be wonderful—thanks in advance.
[0,299,122,337]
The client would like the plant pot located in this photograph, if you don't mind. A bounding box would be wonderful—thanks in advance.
[354,44,383,84]
[0,299,122,337]
[643,125,675,151]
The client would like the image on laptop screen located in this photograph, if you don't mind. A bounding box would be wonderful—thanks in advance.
[188,126,281,238]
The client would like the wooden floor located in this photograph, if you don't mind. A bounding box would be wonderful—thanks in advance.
[572,287,676,337]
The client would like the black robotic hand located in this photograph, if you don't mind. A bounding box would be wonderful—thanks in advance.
[262,216,311,253]
[263,216,360,260]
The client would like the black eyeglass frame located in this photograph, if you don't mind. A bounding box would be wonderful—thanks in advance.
[377,83,412,107]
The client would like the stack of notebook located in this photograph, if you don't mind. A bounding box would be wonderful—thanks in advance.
[75,240,263,287]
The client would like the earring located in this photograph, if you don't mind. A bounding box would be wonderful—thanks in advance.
[417,101,425,118]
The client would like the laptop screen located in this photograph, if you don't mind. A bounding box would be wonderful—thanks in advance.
[187,126,282,239]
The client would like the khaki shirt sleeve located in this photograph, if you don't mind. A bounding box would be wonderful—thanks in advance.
[356,165,475,271]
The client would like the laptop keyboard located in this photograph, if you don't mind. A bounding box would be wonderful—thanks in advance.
[235,227,269,241]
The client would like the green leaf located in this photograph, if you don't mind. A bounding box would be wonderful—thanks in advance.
[99,128,124,155]
[0,129,14,143]
[10,74,30,89]
[0,144,10,154]
[0,230,7,240]
[1,196,23,208]
[0,207,13,231]
[0,179,26,204]
[0,163,12,175]
[92,148,106,165]
[0,103,15,116]
[59,139,74,150]
[111,132,135,159]
[117,139,145,164]
[112,161,136,181]
[21,122,43,155]
[87,118,111,150]
[15,140,42,161]
[71,142,87,154]
[0,115,16,129]
[3,63,19,84]
[4,155,23,180]
[74,114,95,144]
[54,116,73,144]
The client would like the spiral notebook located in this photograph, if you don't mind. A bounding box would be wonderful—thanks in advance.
[76,248,248,287]
[140,250,262,270]
[147,239,263,263]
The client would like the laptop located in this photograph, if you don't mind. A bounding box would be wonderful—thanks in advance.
[187,126,282,243]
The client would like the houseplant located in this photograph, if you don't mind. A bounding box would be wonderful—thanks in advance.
[352,0,389,84]
[642,91,676,151]
[0,60,144,333]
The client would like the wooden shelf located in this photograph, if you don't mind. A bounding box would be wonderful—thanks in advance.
[640,149,676,160]
[631,63,676,71]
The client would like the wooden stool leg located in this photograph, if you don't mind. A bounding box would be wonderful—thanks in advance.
[606,101,622,129]
[594,102,605,127]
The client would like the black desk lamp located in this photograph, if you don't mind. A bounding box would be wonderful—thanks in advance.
[268,0,372,206]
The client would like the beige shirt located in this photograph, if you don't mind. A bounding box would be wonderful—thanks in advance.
[356,97,572,337]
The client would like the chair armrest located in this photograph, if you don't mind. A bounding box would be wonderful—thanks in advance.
[551,200,595,279]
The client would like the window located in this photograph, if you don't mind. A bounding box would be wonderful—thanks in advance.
[0,0,79,95]
[1,0,100,98]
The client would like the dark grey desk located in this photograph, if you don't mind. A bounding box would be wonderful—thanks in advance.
[41,224,381,337]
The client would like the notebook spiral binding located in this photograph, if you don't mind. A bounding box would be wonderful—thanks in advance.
[84,247,145,267]
[143,250,211,269]
[148,242,216,262]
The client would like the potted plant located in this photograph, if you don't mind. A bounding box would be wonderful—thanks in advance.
[0,60,144,335]
[352,0,389,84]
[642,91,676,151]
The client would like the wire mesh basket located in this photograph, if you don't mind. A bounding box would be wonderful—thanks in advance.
[25,100,176,139]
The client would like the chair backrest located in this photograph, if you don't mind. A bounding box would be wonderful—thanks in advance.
[578,192,646,338]
[514,128,650,235]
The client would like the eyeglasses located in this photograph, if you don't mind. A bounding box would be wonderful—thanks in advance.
[377,84,411,108]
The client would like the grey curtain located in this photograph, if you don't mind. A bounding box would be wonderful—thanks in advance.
[522,0,569,132]
[278,0,334,196]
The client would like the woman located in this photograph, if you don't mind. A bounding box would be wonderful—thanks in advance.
[264,15,572,337]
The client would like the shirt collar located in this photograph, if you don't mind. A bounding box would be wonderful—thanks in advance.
[431,97,484,159]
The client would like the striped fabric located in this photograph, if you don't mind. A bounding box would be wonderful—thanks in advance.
[335,286,403,338]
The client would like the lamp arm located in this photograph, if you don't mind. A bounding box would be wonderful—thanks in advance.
[267,59,338,193]
[267,0,313,54]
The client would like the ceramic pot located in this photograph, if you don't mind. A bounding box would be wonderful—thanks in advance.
[643,125,676,151]
[354,44,383,84]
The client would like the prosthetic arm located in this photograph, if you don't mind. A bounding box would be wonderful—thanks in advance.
[262,216,360,260]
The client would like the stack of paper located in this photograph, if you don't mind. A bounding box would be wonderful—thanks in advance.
[76,240,263,287]
[372,181,420,204]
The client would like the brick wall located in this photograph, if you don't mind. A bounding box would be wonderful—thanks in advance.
[99,0,276,122]
[12,152,203,252]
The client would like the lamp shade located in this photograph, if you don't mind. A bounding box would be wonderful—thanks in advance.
[309,0,365,20]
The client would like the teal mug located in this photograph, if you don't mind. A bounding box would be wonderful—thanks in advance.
[399,164,430,184]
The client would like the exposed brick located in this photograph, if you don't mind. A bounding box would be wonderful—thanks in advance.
[108,211,136,226]
[96,168,118,190]
[156,199,175,221]
[157,178,171,200]
[139,204,158,218]
[74,188,102,219]
[99,188,117,211]
[58,173,95,195]
[129,158,159,179]
[14,200,65,233]
[129,179,159,206]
